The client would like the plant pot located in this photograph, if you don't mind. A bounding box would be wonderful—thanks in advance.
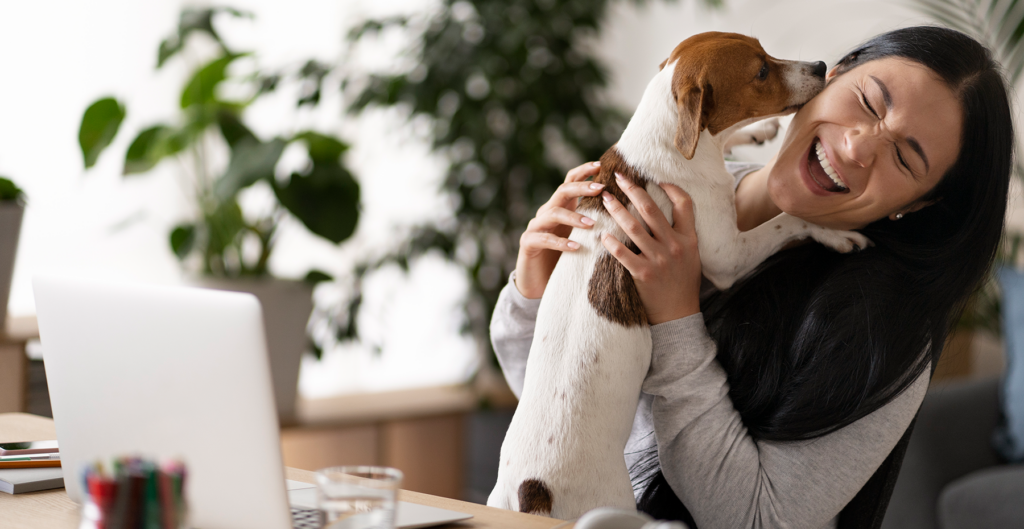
[0,201,24,326]
[198,278,313,425]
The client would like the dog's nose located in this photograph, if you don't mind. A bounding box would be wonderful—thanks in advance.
[812,61,827,78]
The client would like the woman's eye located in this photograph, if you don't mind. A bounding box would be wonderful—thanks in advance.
[861,92,879,118]
[896,146,910,171]
[758,63,769,80]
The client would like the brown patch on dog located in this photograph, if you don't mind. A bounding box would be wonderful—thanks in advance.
[579,146,649,213]
[580,146,649,328]
[518,479,553,515]
[661,32,805,159]
[588,246,646,327]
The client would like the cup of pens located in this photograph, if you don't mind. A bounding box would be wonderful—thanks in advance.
[79,456,188,529]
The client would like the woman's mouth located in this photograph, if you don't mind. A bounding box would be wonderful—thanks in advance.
[804,138,849,194]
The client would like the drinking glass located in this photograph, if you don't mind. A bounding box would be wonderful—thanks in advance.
[315,466,403,529]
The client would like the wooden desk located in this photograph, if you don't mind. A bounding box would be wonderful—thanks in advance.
[0,413,564,529]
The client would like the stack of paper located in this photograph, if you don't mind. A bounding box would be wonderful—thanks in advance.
[0,467,64,494]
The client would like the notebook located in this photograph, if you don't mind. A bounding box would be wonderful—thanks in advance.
[0,467,65,494]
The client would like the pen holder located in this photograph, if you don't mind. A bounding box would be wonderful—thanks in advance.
[79,457,188,529]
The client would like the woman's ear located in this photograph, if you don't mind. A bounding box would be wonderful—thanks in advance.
[889,198,940,220]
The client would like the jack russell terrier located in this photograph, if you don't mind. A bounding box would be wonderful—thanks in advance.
[488,32,870,520]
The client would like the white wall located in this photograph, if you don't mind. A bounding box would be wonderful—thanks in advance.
[0,0,479,396]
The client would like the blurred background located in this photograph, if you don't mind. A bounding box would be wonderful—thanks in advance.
[1,0,1022,527]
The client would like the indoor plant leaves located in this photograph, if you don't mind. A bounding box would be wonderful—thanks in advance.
[79,98,126,169]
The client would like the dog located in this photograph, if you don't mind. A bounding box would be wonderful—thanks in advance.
[487,32,871,520]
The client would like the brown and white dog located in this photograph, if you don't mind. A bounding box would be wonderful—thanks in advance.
[487,32,870,520]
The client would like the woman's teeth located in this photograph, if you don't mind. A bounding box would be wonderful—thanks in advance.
[814,141,847,190]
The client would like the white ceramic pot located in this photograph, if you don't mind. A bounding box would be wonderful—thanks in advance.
[0,201,24,326]
[198,278,313,425]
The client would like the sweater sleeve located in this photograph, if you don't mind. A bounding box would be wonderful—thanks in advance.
[490,272,542,399]
[644,314,929,529]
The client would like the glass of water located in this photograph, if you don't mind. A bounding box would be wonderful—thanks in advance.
[315,466,403,529]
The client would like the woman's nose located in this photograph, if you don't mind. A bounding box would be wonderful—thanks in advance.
[842,127,882,168]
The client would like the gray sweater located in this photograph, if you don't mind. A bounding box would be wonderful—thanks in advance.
[490,172,930,528]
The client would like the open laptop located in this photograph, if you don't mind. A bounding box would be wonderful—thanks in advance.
[33,276,471,529]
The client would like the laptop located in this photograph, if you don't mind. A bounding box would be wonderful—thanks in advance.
[33,276,471,529]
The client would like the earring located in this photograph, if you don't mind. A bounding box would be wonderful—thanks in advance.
[895,213,904,220]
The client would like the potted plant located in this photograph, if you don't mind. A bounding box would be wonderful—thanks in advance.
[0,176,25,327]
[77,7,360,423]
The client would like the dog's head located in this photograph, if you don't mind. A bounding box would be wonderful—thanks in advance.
[662,32,826,159]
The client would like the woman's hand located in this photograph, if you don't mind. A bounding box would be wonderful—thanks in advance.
[514,161,606,299]
[601,174,702,324]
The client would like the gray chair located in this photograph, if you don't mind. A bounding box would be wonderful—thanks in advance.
[882,377,1024,528]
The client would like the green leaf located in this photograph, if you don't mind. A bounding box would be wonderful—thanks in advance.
[216,109,257,148]
[158,6,253,67]
[180,53,247,109]
[169,223,196,260]
[292,131,348,161]
[204,199,246,256]
[345,16,410,42]
[303,269,334,285]
[0,176,25,202]
[157,37,184,69]
[214,138,287,201]
[123,125,185,175]
[272,161,360,244]
[272,131,359,243]
[79,97,126,168]
[297,60,331,107]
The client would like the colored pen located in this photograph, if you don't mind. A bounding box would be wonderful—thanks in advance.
[0,460,61,468]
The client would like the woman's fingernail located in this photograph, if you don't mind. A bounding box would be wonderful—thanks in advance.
[614,172,624,181]
[581,216,595,226]
[593,161,601,166]
[589,182,605,190]
[567,241,580,249]
[602,191,613,202]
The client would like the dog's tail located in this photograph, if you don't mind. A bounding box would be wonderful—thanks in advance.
[517,478,553,515]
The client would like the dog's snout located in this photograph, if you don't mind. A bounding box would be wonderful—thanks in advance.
[812,61,827,78]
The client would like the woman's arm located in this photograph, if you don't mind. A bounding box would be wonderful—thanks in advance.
[490,273,541,399]
[645,316,928,528]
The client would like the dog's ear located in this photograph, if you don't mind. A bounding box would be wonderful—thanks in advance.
[674,81,710,160]
[659,58,668,71]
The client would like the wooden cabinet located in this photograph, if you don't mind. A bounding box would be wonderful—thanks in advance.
[280,385,477,500]
[0,316,39,413]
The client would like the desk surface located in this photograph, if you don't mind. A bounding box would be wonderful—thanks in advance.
[0,413,566,529]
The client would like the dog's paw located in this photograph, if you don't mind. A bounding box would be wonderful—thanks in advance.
[810,228,873,253]
[724,118,782,154]
[750,118,781,144]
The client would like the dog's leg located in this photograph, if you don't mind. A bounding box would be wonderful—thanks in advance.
[723,118,781,155]
[688,187,870,289]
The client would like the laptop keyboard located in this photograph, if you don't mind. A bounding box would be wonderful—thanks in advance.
[291,507,323,529]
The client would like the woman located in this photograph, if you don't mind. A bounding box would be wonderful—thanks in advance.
[491,26,1013,528]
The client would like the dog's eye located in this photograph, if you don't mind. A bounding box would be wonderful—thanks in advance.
[758,63,769,80]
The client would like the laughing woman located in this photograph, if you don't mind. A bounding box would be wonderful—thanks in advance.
[490,26,1013,529]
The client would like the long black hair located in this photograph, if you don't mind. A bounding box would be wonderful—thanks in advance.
[636,25,1014,526]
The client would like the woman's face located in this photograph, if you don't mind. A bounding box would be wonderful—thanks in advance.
[767,57,963,230]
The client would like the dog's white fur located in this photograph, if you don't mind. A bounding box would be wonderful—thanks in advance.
[488,51,870,520]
